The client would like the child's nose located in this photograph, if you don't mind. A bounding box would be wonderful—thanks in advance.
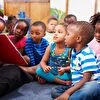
[32,33,36,38]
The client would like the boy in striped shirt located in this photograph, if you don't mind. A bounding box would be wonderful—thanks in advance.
[20,21,49,75]
[51,21,100,100]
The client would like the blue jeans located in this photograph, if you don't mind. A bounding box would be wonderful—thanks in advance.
[51,81,100,100]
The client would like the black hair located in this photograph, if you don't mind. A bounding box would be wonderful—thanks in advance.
[64,14,77,22]
[15,19,30,36]
[47,17,58,24]
[89,12,100,28]
[31,21,46,32]
[6,15,17,27]
[69,21,94,44]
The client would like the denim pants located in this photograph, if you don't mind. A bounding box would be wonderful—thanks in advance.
[51,81,100,100]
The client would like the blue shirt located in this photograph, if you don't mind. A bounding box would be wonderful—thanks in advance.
[71,46,100,85]
[25,37,49,66]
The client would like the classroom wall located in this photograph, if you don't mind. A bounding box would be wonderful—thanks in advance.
[68,0,96,21]
[4,1,50,23]
[97,0,100,12]
[4,0,100,23]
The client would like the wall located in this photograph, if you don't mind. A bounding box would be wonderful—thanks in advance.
[4,1,50,23]
[68,0,95,21]
[97,0,100,12]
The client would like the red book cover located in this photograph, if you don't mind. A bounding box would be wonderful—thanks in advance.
[0,34,28,65]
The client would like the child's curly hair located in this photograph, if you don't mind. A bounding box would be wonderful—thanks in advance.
[89,12,100,28]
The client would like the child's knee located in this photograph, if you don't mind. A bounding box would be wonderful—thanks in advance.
[36,67,43,76]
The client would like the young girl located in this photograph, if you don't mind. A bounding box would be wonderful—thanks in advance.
[0,18,32,96]
[89,12,100,60]
[36,23,71,85]
[9,19,29,55]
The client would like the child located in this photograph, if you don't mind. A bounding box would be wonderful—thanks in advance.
[6,15,17,35]
[44,17,58,43]
[0,19,32,96]
[64,14,77,26]
[89,12,100,60]
[20,21,49,74]
[51,21,100,100]
[0,17,5,33]
[9,19,29,55]
[36,23,71,85]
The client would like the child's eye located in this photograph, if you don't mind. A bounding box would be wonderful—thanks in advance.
[58,30,63,33]
[36,32,41,35]
[95,31,100,34]
[30,31,34,34]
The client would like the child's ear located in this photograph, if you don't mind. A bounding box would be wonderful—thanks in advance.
[77,36,82,43]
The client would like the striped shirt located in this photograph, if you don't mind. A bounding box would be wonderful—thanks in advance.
[71,46,100,85]
[25,37,49,66]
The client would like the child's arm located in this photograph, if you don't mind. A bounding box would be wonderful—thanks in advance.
[40,45,51,72]
[55,71,92,100]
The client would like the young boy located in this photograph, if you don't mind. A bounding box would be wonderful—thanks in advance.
[51,21,100,100]
[44,17,58,43]
[20,21,49,74]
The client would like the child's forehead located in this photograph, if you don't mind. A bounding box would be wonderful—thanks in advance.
[31,25,44,31]
[48,19,57,23]
[55,24,65,29]
[16,22,27,28]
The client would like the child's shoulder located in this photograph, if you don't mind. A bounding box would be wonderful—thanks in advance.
[83,46,96,54]
[42,38,49,44]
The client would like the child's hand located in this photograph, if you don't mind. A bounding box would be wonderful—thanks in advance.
[23,55,30,64]
[64,80,72,85]
[54,92,70,100]
[58,67,65,75]
[43,66,51,73]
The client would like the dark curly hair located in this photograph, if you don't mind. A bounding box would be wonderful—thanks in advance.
[89,12,100,28]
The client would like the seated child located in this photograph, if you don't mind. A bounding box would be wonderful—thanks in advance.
[36,23,71,85]
[9,19,29,55]
[20,21,49,75]
[44,17,58,43]
[64,14,77,26]
[89,12,100,60]
[51,21,100,100]
[6,15,17,35]
[0,17,5,33]
[0,19,32,96]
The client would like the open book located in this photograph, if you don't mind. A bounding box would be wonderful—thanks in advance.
[0,34,28,65]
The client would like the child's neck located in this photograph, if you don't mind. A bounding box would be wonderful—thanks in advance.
[75,44,87,52]
[54,43,66,55]
[56,42,65,49]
